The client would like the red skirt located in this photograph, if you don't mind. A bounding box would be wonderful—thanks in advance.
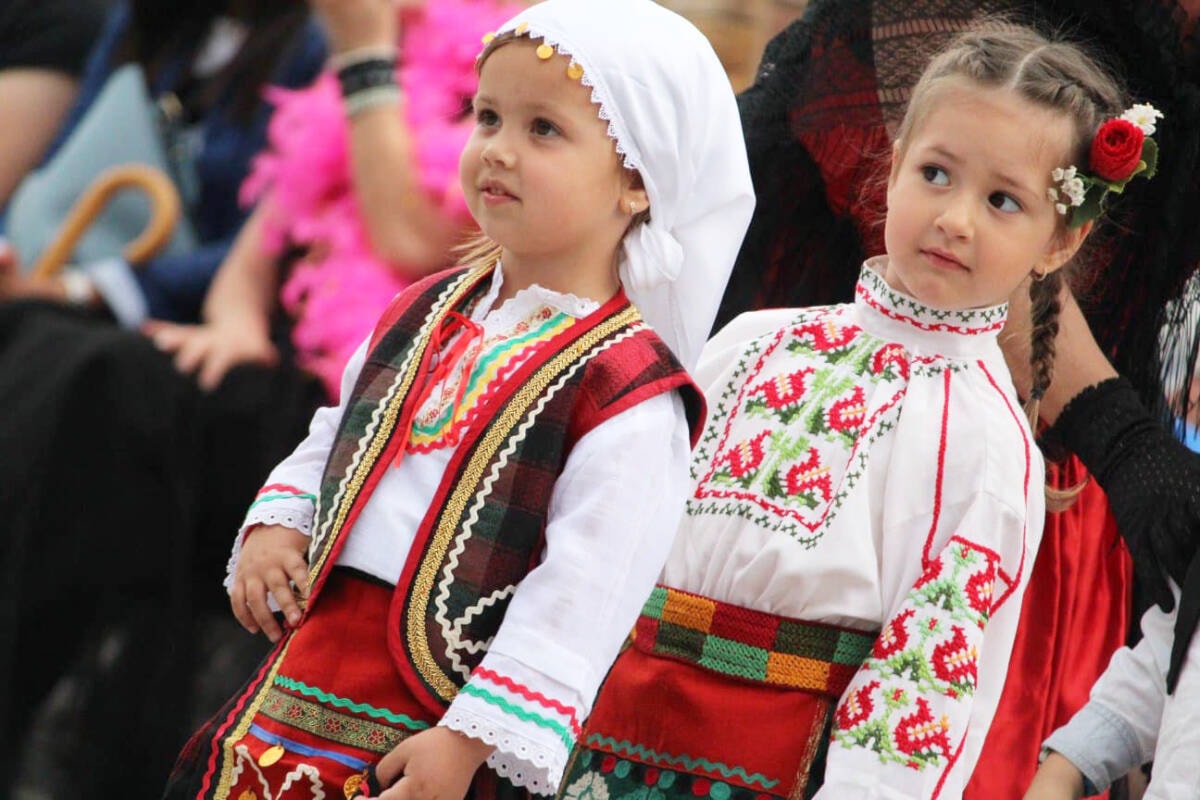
[166,571,438,800]
[559,586,876,800]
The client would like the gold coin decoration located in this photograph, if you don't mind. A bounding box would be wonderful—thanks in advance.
[536,43,555,60]
[257,743,286,767]
[238,791,259,800]
[515,22,529,34]
[567,62,584,80]
[481,32,496,45]
[343,772,365,799]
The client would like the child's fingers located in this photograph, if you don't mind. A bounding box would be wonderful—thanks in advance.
[229,581,260,634]
[374,740,412,794]
[243,577,284,642]
[285,553,310,599]
[266,567,303,627]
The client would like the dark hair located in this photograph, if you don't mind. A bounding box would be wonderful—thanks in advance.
[118,0,309,122]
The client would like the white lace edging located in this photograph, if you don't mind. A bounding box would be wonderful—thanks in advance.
[223,505,315,594]
[439,708,565,796]
[501,24,638,173]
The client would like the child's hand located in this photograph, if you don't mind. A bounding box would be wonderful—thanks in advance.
[374,727,494,800]
[1022,752,1085,800]
[229,524,310,642]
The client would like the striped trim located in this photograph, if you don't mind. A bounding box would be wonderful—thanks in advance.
[273,675,430,730]
[472,666,581,735]
[248,492,317,510]
[246,723,368,770]
[459,683,575,751]
[260,688,411,755]
[637,586,875,697]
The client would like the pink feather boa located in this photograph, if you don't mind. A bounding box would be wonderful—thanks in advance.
[240,0,520,400]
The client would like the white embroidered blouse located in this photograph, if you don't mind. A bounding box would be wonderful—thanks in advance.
[228,267,692,794]
[663,257,1045,799]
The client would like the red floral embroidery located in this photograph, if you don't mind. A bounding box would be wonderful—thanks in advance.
[873,609,915,659]
[870,342,910,380]
[893,697,952,766]
[753,367,813,410]
[827,386,867,434]
[913,558,943,589]
[784,447,832,503]
[723,430,772,479]
[796,320,858,351]
[965,566,996,618]
[931,626,978,688]
[835,680,879,730]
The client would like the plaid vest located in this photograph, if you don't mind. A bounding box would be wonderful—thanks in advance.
[303,266,702,714]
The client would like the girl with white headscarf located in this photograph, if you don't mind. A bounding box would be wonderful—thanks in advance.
[162,2,753,799]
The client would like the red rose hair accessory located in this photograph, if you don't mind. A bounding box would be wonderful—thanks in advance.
[1049,103,1162,229]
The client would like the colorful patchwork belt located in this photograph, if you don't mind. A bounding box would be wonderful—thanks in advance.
[635,585,877,698]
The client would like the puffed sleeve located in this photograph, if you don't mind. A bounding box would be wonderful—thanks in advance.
[437,390,691,795]
[223,337,368,592]
[817,489,1037,799]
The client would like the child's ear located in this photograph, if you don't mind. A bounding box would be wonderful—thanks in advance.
[1038,219,1093,277]
[619,168,649,216]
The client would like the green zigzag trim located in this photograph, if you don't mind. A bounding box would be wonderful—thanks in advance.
[249,492,316,509]
[460,684,574,751]
[586,734,780,789]
[274,676,430,730]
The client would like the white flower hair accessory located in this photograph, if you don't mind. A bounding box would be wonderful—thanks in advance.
[1049,103,1162,229]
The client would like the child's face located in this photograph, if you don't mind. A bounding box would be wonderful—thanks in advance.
[461,39,635,275]
[883,82,1085,310]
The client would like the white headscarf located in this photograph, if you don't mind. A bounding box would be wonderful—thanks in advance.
[491,0,755,369]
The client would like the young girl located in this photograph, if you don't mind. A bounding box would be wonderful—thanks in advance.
[163,1,754,798]
[558,25,1149,800]
[1025,581,1200,799]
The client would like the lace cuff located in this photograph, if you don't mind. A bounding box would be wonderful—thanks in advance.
[440,704,564,796]
[223,492,316,595]
[439,665,583,796]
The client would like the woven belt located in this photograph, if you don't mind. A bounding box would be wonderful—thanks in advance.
[635,585,877,697]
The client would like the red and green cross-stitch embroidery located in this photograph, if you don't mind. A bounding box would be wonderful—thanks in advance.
[831,540,1000,772]
[689,306,907,546]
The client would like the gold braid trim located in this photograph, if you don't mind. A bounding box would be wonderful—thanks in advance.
[406,307,642,701]
[307,269,484,584]
[213,640,294,800]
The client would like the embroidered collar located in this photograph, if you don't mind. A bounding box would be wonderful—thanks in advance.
[854,257,1007,357]
[475,262,602,324]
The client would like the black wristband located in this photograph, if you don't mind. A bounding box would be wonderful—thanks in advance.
[336,57,397,99]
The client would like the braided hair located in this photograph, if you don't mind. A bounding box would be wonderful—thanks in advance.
[893,24,1125,503]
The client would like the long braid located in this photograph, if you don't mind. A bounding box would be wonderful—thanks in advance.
[1024,270,1062,430]
[1026,269,1088,508]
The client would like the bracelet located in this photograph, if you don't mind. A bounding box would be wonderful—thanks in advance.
[60,270,95,307]
[328,45,397,73]
[344,85,403,118]
[337,57,397,99]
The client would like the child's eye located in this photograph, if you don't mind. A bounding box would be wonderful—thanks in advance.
[475,108,499,127]
[921,165,950,185]
[989,192,1022,213]
[531,117,561,137]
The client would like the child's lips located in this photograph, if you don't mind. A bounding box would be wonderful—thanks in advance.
[922,248,967,270]
[480,180,518,203]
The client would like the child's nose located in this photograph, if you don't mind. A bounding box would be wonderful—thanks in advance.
[935,194,974,238]
[481,135,515,168]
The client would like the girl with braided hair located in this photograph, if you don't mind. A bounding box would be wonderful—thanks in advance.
[722,0,1200,796]
[558,23,1140,800]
